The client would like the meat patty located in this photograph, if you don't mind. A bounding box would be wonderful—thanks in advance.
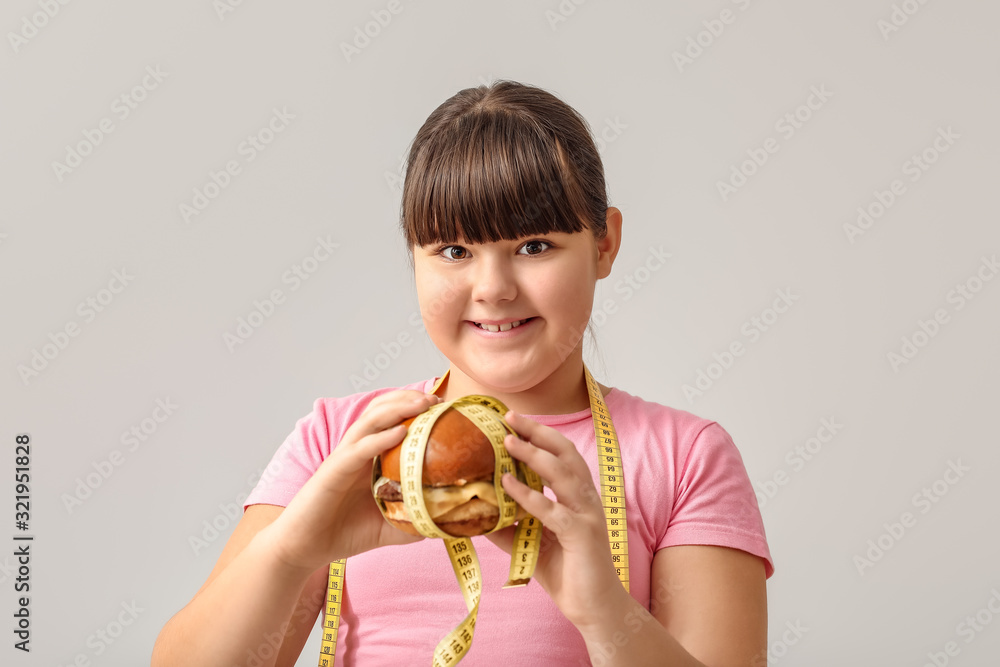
[375,478,403,502]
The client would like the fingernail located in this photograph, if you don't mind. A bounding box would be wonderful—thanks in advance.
[506,411,517,420]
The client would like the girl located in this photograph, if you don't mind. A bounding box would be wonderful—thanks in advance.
[153,80,774,666]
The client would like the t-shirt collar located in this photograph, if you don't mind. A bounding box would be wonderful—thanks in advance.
[422,376,618,426]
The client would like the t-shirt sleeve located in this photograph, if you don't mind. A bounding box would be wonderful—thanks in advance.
[659,421,775,579]
[243,398,333,511]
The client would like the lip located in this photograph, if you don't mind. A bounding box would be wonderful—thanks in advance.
[470,317,532,326]
[466,317,537,336]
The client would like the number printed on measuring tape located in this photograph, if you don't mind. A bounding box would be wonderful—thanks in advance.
[586,367,630,593]
[317,558,346,662]
[318,366,628,666]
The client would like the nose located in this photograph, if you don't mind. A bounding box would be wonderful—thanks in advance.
[471,253,518,304]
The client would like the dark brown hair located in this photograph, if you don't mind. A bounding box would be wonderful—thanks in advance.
[400,80,609,251]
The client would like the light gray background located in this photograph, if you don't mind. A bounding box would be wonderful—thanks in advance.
[2,1,999,665]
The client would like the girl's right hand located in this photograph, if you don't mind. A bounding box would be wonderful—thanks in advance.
[261,390,442,573]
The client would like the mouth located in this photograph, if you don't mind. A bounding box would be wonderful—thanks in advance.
[470,317,535,333]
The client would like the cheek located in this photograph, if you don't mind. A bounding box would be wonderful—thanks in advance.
[532,272,593,320]
[416,274,465,326]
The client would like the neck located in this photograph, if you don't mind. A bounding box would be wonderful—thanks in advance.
[434,358,606,416]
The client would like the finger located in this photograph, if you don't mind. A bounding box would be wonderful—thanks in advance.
[353,423,410,459]
[501,471,562,523]
[506,413,592,482]
[482,523,516,555]
[335,392,445,474]
[504,476,607,558]
[504,432,595,494]
[505,412,572,456]
[369,388,441,407]
[506,413,591,473]
[378,520,425,547]
[371,391,442,428]
[504,433,573,484]
[346,392,441,440]
[324,425,406,482]
[504,435,602,513]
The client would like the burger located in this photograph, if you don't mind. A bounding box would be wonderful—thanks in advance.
[373,406,523,537]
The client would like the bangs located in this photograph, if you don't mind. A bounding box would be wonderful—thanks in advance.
[401,109,593,247]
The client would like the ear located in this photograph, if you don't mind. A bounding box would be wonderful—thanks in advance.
[596,207,623,280]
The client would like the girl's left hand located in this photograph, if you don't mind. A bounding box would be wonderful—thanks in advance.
[484,411,630,631]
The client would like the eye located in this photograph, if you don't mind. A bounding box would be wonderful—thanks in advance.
[518,240,551,256]
[438,245,469,261]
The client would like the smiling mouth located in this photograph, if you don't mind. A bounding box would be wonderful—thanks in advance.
[472,318,534,333]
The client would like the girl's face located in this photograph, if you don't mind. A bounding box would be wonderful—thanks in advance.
[413,210,621,399]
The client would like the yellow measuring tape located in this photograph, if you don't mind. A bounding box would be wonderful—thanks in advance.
[317,364,627,665]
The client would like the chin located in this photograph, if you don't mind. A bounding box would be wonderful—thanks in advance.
[460,366,551,394]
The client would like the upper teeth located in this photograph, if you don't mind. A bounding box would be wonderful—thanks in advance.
[476,319,529,332]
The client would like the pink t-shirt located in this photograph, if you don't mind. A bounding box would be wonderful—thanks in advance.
[244,376,774,665]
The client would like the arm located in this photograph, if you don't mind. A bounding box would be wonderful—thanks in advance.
[152,390,440,666]
[576,545,767,667]
[151,505,328,667]
[488,412,768,667]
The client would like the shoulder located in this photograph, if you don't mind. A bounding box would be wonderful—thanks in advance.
[310,375,437,434]
[281,376,439,463]
[606,386,723,446]
[244,376,440,510]
[604,386,746,480]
